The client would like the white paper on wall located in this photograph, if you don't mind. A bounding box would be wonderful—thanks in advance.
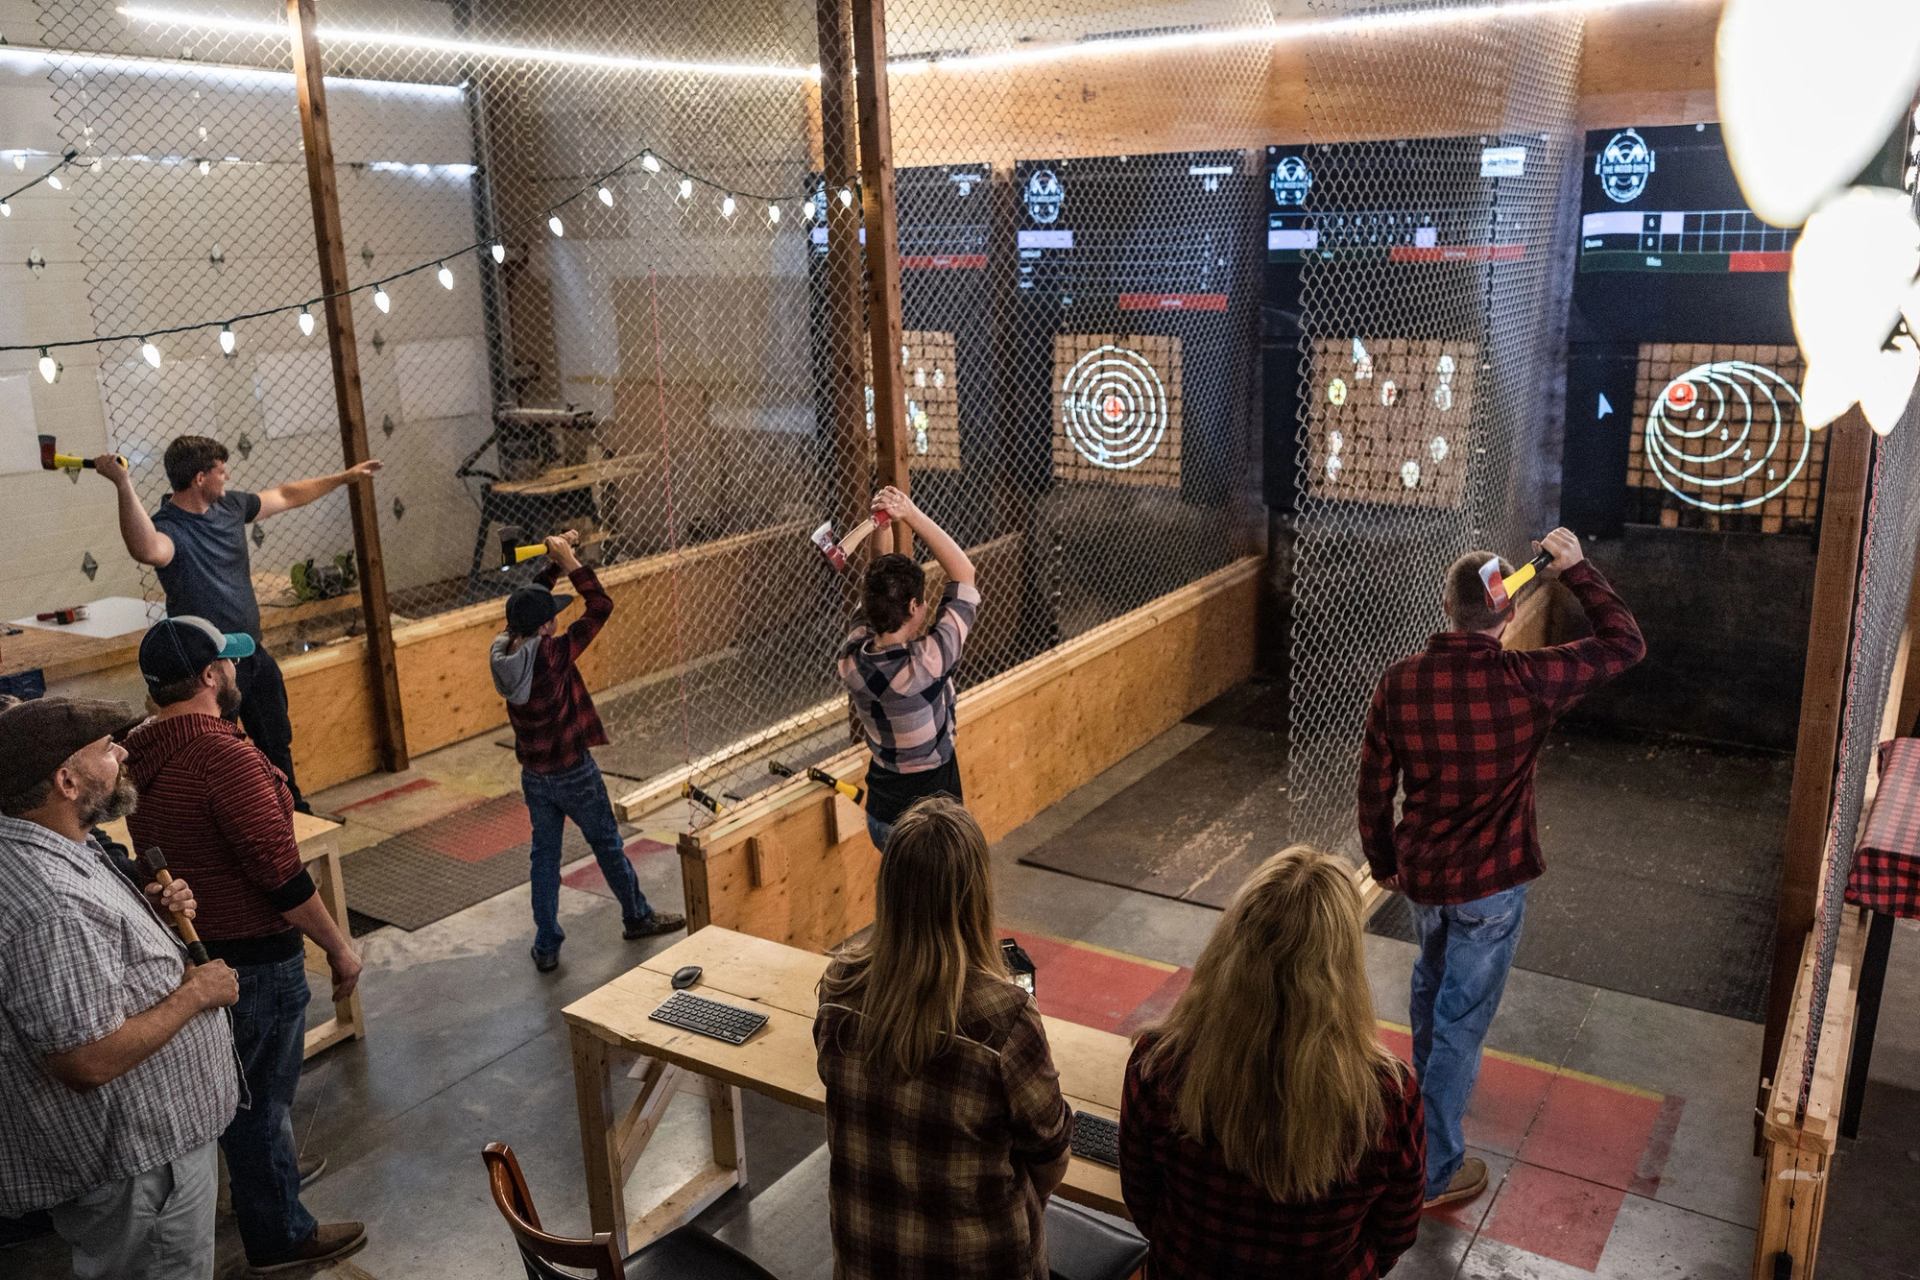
[395,338,486,422]
[253,348,336,440]
[0,374,42,475]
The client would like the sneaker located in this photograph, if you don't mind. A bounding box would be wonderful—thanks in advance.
[623,912,687,940]
[530,945,560,973]
[297,1153,327,1189]
[249,1221,367,1272]
[1424,1156,1489,1209]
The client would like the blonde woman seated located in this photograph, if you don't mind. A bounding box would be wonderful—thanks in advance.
[814,797,1072,1280]
[1120,846,1426,1278]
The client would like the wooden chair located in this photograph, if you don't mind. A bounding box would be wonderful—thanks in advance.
[481,1142,776,1280]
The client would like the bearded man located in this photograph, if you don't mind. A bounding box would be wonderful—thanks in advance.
[122,618,367,1272]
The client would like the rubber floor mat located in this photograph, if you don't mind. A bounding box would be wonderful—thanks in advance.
[342,819,614,931]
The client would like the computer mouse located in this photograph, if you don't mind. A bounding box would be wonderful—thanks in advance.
[671,965,703,990]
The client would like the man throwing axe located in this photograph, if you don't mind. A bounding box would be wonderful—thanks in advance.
[1358,528,1644,1209]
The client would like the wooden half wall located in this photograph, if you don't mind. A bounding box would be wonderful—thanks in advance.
[282,523,811,792]
[673,555,1262,952]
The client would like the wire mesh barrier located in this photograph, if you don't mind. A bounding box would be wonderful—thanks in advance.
[1284,3,1583,864]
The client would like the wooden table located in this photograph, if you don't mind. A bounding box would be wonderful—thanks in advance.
[100,810,367,1060]
[562,927,1130,1255]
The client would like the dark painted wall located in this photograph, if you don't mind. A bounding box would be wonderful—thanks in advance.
[1563,527,1814,751]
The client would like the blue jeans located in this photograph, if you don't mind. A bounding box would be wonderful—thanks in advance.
[866,813,894,852]
[1409,882,1529,1198]
[223,953,316,1263]
[523,758,652,955]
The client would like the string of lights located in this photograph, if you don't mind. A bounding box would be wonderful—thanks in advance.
[3,141,851,382]
[0,147,83,219]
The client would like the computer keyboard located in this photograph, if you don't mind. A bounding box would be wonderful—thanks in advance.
[1071,1110,1120,1167]
[648,991,769,1046]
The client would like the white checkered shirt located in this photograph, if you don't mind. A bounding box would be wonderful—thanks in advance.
[0,816,238,1215]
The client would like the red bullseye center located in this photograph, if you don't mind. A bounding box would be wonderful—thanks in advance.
[1667,383,1697,410]
[1103,395,1124,420]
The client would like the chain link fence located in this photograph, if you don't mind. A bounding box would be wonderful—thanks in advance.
[1285,2,1583,863]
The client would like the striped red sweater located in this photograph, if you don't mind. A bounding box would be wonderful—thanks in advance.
[123,712,310,949]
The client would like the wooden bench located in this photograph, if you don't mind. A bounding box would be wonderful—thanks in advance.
[99,809,365,1061]
[562,926,1131,1256]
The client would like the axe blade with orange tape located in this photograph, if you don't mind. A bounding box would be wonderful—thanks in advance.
[39,435,126,474]
[810,508,892,573]
[1479,548,1554,614]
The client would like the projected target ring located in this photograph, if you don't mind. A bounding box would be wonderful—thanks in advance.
[1645,360,1809,512]
[1061,343,1169,471]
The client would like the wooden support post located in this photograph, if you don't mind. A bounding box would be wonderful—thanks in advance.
[850,0,912,556]
[817,0,872,549]
[1759,412,1873,1133]
[287,0,409,773]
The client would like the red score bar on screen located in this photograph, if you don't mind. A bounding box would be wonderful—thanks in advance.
[1116,292,1229,312]
[1728,251,1791,273]
[1388,244,1527,264]
[900,253,988,270]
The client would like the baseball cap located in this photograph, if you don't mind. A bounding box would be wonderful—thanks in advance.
[0,697,144,797]
[138,616,256,690]
[506,586,574,637]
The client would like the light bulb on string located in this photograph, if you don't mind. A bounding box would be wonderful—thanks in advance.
[437,262,454,289]
[641,151,660,174]
[721,194,736,218]
[197,158,210,175]
[89,159,102,174]
[767,202,780,224]
[297,306,315,337]
[218,324,235,356]
[141,338,162,369]
[0,200,10,218]
[38,349,58,384]
[46,173,63,190]
[838,187,852,208]
[802,198,815,220]
[490,243,506,264]
[596,184,614,207]
[678,178,693,200]
[548,214,564,237]
[11,154,24,171]
[373,285,391,313]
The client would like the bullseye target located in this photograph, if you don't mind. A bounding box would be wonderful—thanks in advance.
[1052,334,1182,487]
[1307,336,1473,509]
[1642,359,1809,514]
[1061,345,1167,470]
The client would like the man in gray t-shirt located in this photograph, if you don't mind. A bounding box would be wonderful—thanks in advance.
[95,436,380,806]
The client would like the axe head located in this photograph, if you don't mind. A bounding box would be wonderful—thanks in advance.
[498,524,526,569]
[1479,557,1511,614]
[811,521,848,572]
[38,435,57,471]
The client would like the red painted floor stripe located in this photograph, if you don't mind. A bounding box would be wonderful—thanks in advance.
[560,838,675,896]
[1005,929,1174,1035]
[1523,1072,1669,1193]
[1628,1094,1687,1198]
[1483,1163,1625,1272]
[334,776,441,812]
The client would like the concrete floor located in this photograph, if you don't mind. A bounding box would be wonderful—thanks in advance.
[8,710,1918,1279]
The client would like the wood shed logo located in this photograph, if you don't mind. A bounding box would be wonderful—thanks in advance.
[1024,168,1064,224]
[1597,129,1656,204]
[1270,155,1312,208]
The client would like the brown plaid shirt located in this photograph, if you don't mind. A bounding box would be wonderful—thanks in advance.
[814,964,1072,1280]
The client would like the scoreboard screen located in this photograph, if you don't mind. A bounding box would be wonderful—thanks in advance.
[1571,124,1795,343]
[809,163,992,270]
[1013,151,1246,311]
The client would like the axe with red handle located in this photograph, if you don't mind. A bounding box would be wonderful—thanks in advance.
[810,508,892,573]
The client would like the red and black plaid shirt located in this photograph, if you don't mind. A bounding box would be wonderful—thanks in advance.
[505,564,612,775]
[1359,560,1645,906]
[1846,738,1920,918]
[1119,1034,1426,1280]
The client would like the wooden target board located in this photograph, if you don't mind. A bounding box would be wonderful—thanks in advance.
[1051,333,1183,488]
[1626,343,1823,533]
[865,330,962,472]
[1306,337,1475,508]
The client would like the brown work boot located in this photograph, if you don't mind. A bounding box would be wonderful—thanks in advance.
[1424,1157,1489,1209]
[249,1222,367,1273]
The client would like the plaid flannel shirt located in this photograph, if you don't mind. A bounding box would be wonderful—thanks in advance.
[0,816,238,1216]
[837,581,980,775]
[814,964,1071,1280]
[1359,560,1645,905]
[1119,1035,1425,1280]
[504,564,612,775]
[1846,738,1920,918]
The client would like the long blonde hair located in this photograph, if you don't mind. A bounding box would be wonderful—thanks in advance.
[819,796,1007,1077]
[1142,845,1402,1202]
